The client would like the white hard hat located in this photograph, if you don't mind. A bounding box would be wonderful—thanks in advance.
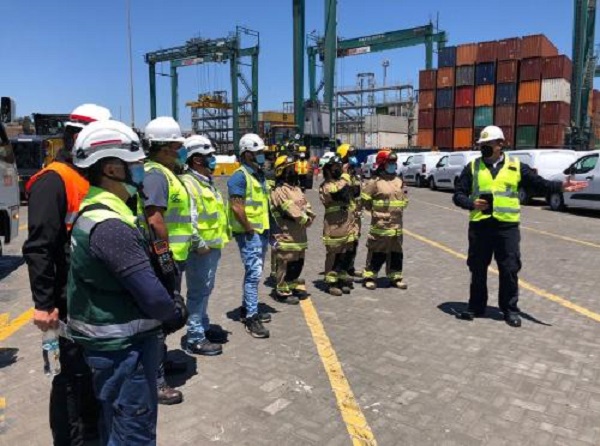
[66,104,112,129]
[144,117,184,143]
[239,133,265,154]
[184,135,215,159]
[73,120,145,168]
[477,125,505,144]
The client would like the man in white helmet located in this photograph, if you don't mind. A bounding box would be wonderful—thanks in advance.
[179,135,229,356]
[140,116,192,405]
[23,103,110,445]
[227,133,271,338]
[453,125,587,327]
[67,120,187,445]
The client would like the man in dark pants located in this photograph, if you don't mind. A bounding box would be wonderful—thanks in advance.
[453,126,587,327]
[23,104,111,445]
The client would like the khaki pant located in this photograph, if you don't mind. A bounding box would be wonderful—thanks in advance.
[276,250,305,293]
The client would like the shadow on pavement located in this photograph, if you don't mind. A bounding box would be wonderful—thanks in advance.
[0,347,18,369]
[226,302,279,322]
[437,301,505,321]
[165,349,197,388]
[0,256,25,281]
[519,311,552,326]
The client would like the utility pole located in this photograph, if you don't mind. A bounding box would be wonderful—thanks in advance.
[382,59,390,103]
[126,0,136,128]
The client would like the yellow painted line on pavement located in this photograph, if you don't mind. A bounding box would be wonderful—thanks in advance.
[405,229,600,323]
[300,298,377,445]
[0,308,34,341]
[413,198,600,250]
[0,396,5,428]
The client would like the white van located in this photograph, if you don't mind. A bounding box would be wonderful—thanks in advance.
[0,123,20,255]
[429,151,480,191]
[403,152,444,187]
[507,149,579,204]
[361,154,377,178]
[548,150,600,212]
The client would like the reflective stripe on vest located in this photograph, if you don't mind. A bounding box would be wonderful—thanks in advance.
[372,199,408,210]
[26,162,89,231]
[229,166,270,234]
[369,227,403,236]
[469,156,521,223]
[143,161,193,261]
[69,318,161,339]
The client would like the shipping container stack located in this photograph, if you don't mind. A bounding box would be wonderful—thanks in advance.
[417,69,436,147]
[591,90,600,148]
[417,33,572,150]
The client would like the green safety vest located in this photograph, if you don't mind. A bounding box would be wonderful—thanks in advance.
[143,161,193,261]
[229,166,270,234]
[181,172,230,249]
[470,156,521,223]
[67,187,162,351]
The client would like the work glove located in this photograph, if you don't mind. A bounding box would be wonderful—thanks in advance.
[162,293,189,335]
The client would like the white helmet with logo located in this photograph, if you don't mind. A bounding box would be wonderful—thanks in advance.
[477,125,505,144]
[66,104,112,130]
[239,133,265,154]
[144,117,185,143]
[184,135,215,159]
[73,120,145,168]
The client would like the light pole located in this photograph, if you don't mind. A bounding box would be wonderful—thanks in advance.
[127,0,136,128]
[382,59,390,104]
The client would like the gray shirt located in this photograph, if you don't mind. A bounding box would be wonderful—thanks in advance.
[142,170,169,209]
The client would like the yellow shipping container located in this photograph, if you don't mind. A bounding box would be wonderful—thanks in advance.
[259,112,294,122]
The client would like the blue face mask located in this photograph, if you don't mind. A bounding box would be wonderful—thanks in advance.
[207,156,217,171]
[385,164,397,175]
[128,163,145,186]
[255,153,266,166]
[348,156,358,167]
[176,147,188,166]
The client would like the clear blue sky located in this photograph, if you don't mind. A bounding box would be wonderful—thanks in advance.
[0,0,592,129]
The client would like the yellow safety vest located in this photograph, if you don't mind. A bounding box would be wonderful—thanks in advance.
[229,166,270,234]
[142,161,193,261]
[470,156,521,223]
[181,173,230,249]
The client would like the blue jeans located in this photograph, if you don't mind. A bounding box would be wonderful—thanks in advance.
[235,232,269,317]
[84,334,160,446]
[184,249,222,343]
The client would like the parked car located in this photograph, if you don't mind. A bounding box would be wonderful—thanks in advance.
[429,151,480,191]
[507,149,579,204]
[547,150,600,212]
[403,152,444,187]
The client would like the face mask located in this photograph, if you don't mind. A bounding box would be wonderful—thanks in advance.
[480,145,494,158]
[124,184,138,197]
[176,147,188,166]
[207,156,217,171]
[254,153,266,166]
[128,163,145,186]
[348,156,358,167]
[385,164,397,174]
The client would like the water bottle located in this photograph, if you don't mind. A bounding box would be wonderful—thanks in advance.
[42,329,61,377]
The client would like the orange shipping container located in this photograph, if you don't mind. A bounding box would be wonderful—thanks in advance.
[418,129,434,147]
[475,85,495,106]
[453,128,474,149]
[418,90,435,109]
[437,67,455,88]
[518,81,541,104]
[456,43,478,66]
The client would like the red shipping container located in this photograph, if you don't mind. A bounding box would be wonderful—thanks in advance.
[542,55,572,80]
[539,102,570,125]
[418,110,435,129]
[455,86,475,107]
[419,69,437,90]
[419,90,435,109]
[517,104,540,126]
[495,105,516,127]
[436,109,454,128]
[538,124,567,147]
[499,126,516,147]
[435,128,453,148]
[520,58,543,81]
[476,41,498,63]
[437,67,455,88]
[457,43,478,66]
[521,34,559,59]
[418,129,434,147]
[497,38,521,61]
[454,108,473,128]
[497,60,519,83]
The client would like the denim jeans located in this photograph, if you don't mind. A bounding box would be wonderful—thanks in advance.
[184,249,222,344]
[84,334,160,446]
[235,232,269,317]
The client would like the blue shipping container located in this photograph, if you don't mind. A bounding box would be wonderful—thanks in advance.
[455,65,475,86]
[495,83,517,105]
[474,107,494,127]
[438,46,457,68]
[436,88,454,109]
[475,63,496,85]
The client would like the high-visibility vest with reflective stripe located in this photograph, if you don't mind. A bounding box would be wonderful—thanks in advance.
[229,166,270,234]
[181,173,230,249]
[470,156,521,223]
[296,160,309,175]
[143,161,193,261]
[67,186,162,351]
[26,162,89,232]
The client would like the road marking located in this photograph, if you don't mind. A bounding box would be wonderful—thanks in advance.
[300,298,377,445]
[405,229,600,323]
[0,308,34,342]
[0,396,5,430]
[412,198,600,250]
[19,224,26,231]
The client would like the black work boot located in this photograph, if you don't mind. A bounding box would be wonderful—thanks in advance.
[458,309,485,321]
[327,283,343,296]
[185,339,223,356]
[245,314,270,338]
[504,313,522,327]
[240,306,272,323]
[274,290,300,305]
[158,384,183,405]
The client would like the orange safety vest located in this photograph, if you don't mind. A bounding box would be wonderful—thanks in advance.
[296,160,309,175]
[26,162,90,231]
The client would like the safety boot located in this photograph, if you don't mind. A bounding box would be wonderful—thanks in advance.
[327,284,343,296]
[240,306,272,323]
[391,279,408,290]
[245,314,270,338]
[274,290,299,305]
[363,279,377,290]
[158,384,183,405]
